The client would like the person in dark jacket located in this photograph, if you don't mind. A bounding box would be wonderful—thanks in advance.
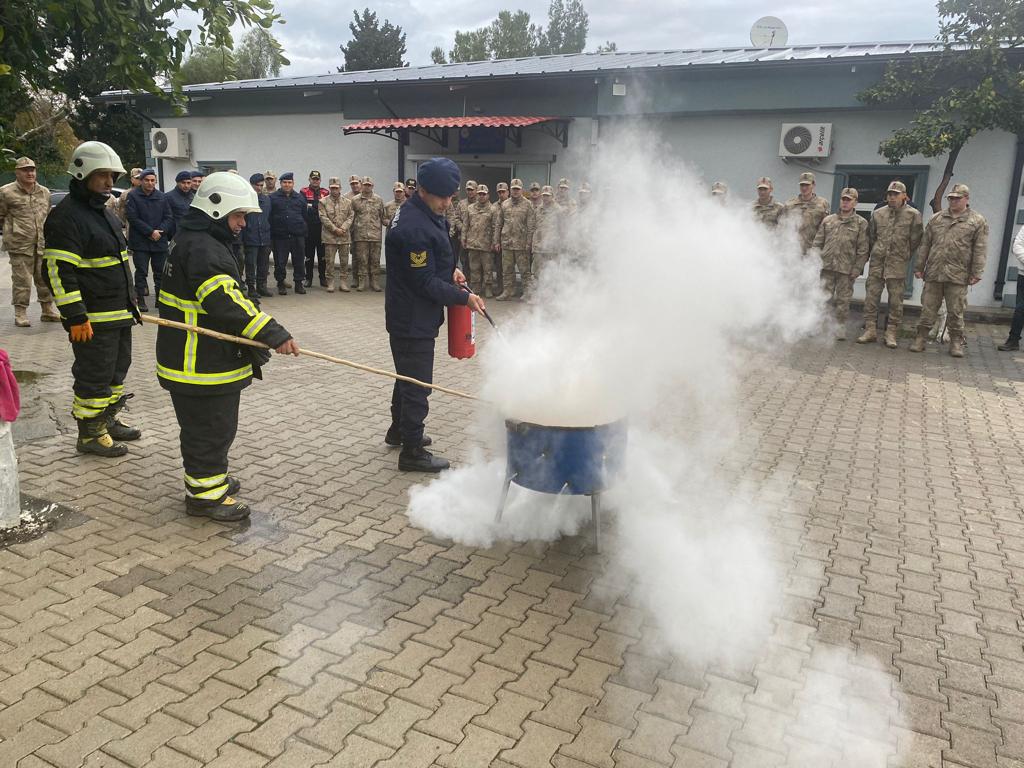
[268,172,307,295]
[301,170,329,288]
[164,170,194,238]
[125,168,172,312]
[158,172,299,521]
[243,173,273,299]
[43,141,143,458]
[385,157,485,472]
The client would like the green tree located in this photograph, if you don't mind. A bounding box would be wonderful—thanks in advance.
[595,41,617,53]
[541,0,588,55]
[236,28,285,80]
[178,46,239,85]
[489,11,545,59]
[339,9,407,72]
[430,46,447,65]
[450,29,492,63]
[859,0,1024,213]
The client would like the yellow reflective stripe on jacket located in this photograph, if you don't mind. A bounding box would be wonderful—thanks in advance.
[196,274,236,302]
[43,248,82,265]
[87,309,134,323]
[158,291,207,313]
[45,259,72,304]
[157,363,253,386]
[44,248,128,268]
[183,309,199,375]
[241,312,272,339]
[79,254,127,268]
[55,290,82,306]
[185,472,227,489]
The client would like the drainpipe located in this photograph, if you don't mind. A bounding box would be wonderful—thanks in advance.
[995,133,1024,303]
[373,89,403,182]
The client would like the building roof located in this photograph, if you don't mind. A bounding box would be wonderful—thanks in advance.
[342,116,560,131]
[118,41,942,96]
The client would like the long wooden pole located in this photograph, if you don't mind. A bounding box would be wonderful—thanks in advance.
[139,314,480,401]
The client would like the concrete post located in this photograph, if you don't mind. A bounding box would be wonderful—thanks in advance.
[0,421,19,529]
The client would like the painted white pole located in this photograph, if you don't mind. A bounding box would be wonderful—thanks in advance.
[0,420,19,529]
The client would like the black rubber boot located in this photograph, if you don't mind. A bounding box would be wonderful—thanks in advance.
[399,445,449,473]
[258,283,273,298]
[385,425,431,447]
[76,417,128,457]
[185,494,250,522]
[226,476,241,496]
[104,394,142,441]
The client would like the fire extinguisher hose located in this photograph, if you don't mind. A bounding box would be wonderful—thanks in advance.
[140,315,480,401]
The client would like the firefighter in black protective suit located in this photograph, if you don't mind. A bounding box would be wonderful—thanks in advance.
[43,141,143,457]
[157,172,300,521]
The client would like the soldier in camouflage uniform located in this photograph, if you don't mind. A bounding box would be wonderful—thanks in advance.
[811,188,869,340]
[496,178,536,300]
[462,185,497,297]
[910,184,988,357]
[751,177,784,226]
[528,182,542,208]
[555,178,577,214]
[711,181,728,204]
[346,175,362,199]
[786,171,831,253]
[857,181,923,348]
[320,176,355,292]
[531,185,565,284]
[384,182,406,227]
[492,182,509,294]
[350,176,386,291]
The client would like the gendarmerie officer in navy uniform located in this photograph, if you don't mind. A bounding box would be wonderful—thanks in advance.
[385,157,486,472]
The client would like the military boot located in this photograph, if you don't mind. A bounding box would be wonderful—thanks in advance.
[40,302,62,322]
[104,394,142,441]
[277,282,288,296]
[495,291,513,301]
[883,327,899,349]
[949,332,965,358]
[247,282,258,301]
[909,328,927,353]
[257,283,273,298]
[338,277,350,292]
[399,445,449,473]
[370,272,382,292]
[855,325,877,344]
[356,278,366,292]
[185,494,250,522]
[14,306,30,327]
[76,418,128,457]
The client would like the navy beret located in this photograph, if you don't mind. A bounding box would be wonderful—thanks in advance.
[190,170,204,178]
[249,173,265,185]
[279,172,294,181]
[417,158,460,197]
[139,168,156,179]
[175,170,192,182]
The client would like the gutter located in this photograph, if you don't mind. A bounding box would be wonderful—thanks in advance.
[995,132,1024,303]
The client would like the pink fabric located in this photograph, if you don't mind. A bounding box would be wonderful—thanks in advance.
[0,350,20,422]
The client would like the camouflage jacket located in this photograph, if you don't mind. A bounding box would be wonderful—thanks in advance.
[446,198,464,238]
[497,197,536,250]
[868,204,923,279]
[319,195,355,244]
[915,208,989,285]
[384,199,404,228]
[752,199,785,227]
[532,202,565,252]
[350,193,385,242]
[785,194,831,252]
[812,212,869,274]
[462,200,496,251]
[0,180,50,255]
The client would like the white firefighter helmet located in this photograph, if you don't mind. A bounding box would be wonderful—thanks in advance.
[67,141,127,181]
[191,172,261,219]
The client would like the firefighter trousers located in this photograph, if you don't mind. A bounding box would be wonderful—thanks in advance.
[71,326,132,421]
[170,391,240,502]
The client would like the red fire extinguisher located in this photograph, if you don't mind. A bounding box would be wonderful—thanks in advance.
[448,287,476,359]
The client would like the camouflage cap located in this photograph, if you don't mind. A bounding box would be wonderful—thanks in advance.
[711,181,728,195]
[476,184,489,194]
[579,182,591,193]
[393,181,405,191]
[886,181,907,194]
[130,167,143,179]
[799,172,815,184]
[756,176,772,189]
[496,182,509,191]
[947,183,970,198]
[840,187,859,200]
[528,182,541,191]
[349,174,361,183]
[466,180,477,191]
[14,156,36,169]
[541,185,553,196]
[361,176,374,185]
[558,178,569,188]
[328,176,341,187]
[264,170,276,179]
[510,178,524,189]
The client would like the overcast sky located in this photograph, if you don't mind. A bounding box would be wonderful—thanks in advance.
[213,0,942,76]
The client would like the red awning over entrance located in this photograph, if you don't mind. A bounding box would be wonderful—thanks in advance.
[342,116,571,148]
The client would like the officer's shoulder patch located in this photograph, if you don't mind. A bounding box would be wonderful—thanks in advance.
[410,250,428,268]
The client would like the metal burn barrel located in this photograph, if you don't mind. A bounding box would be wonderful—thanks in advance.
[504,418,628,495]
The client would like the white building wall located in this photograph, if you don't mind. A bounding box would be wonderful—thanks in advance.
[606,112,1015,308]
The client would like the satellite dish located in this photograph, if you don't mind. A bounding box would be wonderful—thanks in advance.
[750,16,788,48]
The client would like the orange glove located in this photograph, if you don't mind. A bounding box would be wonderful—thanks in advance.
[69,320,94,343]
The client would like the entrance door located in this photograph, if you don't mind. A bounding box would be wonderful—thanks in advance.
[513,162,549,189]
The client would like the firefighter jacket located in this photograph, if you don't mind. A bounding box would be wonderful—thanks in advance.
[268,189,308,238]
[785,194,831,253]
[42,180,140,330]
[462,200,496,251]
[385,192,469,339]
[752,199,785,227]
[812,212,869,275]
[242,193,272,247]
[532,202,565,253]
[125,187,172,252]
[497,196,537,251]
[351,193,386,242]
[0,180,50,255]
[867,203,923,280]
[157,210,291,395]
[915,208,989,285]
[320,195,354,244]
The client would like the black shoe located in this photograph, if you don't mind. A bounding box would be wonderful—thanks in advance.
[385,426,431,447]
[136,296,149,313]
[278,284,288,296]
[319,279,328,288]
[258,284,273,297]
[247,284,258,300]
[304,278,313,288]
[186,494,251,521]
[399,446,450,473]
[294,283,307,295]
[998,339,1020,351]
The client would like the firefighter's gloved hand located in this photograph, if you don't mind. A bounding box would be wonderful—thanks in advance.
[69,320,94,343]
